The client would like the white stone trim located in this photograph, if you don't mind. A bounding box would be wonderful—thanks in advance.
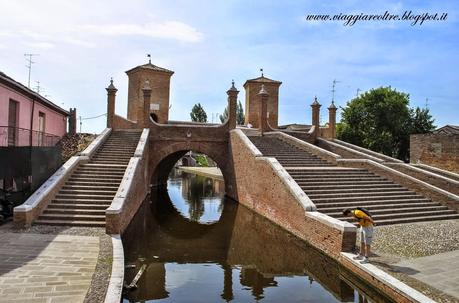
[134,128,150,157]
[233,128,262,156]
[414,163,459,180]
[106,157,140,215]
[341,252,436,303]
[333,138,403,163]
[104,234,124,303]
[319,138,383,163]
[388,163,459,185]
[80,128,112,158]
[306,211,356,232]
[337,158,459,201]
[14,156,81,212]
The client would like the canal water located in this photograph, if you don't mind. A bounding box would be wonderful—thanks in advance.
[122,169,391,303]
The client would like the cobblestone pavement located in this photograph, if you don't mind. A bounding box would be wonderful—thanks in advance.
[369,219,459,303]
[0,232,99,303]
[396,250,459,299]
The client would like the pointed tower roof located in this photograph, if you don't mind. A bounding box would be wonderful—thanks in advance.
[243,76,282,88]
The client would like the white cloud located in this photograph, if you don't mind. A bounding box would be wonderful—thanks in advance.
[80,21,204,43]
[24,41,55,49]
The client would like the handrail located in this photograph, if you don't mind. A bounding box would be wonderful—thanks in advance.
[0,125,61,147]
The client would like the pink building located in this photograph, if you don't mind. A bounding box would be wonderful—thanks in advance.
[0,71,68,146]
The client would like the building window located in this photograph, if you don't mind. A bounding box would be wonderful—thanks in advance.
[38,112,45,146]
[7,100,19,146]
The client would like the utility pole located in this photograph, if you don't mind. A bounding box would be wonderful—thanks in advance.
[34,81,41,93]
[24,53,39,88]
[331,79,341,103]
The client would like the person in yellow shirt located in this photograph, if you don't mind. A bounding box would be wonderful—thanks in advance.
[343,208,374,264]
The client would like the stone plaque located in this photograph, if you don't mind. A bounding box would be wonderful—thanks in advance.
[150,103,160,111]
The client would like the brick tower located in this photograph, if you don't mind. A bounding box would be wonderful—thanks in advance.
[244,73,281,128]
[126,60,174,124]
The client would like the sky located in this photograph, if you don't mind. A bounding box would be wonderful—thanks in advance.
[0,0,458,133]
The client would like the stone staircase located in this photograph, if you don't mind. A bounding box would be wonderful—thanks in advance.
[250,135,459,226]
[249,136,333,167]
[34,130,142,227]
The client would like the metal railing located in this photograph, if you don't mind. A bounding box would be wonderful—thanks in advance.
[0,126,61,147]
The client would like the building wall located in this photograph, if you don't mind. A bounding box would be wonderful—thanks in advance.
[410,133,459,173]
[127,69,172,124]
[0,83,67,139]
[244,82,279,128]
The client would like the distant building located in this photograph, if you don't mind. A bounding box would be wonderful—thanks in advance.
[410,125,459,173]
[0,71,68,146]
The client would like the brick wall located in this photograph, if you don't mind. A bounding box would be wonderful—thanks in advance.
[410,133,459,173]
[230,129,356,258]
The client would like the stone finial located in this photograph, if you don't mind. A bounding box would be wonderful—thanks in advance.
[227,79,239,93]
[328,100,337,110]
[106,77,117,92]
[311,96,320,106]
[258,84,268,96]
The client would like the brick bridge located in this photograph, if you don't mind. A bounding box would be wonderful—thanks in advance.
[14,61,459,260]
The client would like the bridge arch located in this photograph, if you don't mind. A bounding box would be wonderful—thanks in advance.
[149,140,231,193]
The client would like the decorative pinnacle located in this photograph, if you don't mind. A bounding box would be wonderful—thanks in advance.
[227,79,239,93]
[258,84,268,95]
[107,77,117,90]
[311,96,320,106]
[147,53,151,64]
[260,68,264,77]
[328,100,337,110]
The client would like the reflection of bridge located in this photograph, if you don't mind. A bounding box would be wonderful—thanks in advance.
[122,189,356,302]
[15,60,459,269]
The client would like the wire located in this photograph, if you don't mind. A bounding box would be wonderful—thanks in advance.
[80,113,107,120]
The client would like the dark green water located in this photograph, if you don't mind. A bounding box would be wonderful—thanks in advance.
[122,169,389,303]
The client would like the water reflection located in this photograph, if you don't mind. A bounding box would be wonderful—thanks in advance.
[122,170,391,303]
[168,169,224,224]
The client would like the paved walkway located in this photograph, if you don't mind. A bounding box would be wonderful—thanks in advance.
[179,166,223,180]
[396,250,459,299]
[0,232,99,303]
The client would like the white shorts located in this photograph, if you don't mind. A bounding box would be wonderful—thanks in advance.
[360,226,374,245]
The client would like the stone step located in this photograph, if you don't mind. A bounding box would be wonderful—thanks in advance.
[80,163,127,168]
[300,183,402,190]
[37,213,106,221]
[48,203,110,210]
[74,170,125,175]
[372,214,459,226]
[317,201,442,212]
[296,180,394,186]
[70,173,124,179]
[311,194,424,203]
[44,208,106,215]
[289,171,373,176]
[58,189,118,196]
[304,187,406,195]
[282,163,334,167]
[314,198,433,208]
[68,177,123,183]
[34,219,106,227]
[90,160,130,164]
[62,185,119,191]
[52,198,113,204]
[66,180,121,186]
[55,194,114,200]
[293,176,385,181]
[308,190,415,198]
[338,209,457,222]
[325,205,449,217]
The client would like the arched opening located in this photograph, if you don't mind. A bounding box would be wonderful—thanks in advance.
[150,113,158,122]
[153,150,226,225]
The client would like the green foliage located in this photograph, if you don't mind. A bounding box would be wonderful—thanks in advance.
[190,103,208,122]
[337,87,435,162]
[237,101,245,125]
[195,154,209,167]
[219,101,245,125]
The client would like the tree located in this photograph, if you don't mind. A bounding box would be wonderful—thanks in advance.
[219,101,245,124]
[337,86,435,162]
[190,103,207,122]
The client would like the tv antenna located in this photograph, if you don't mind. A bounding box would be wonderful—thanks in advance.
[147,53,151,64]
[356,88,361,97]
[34,81,41,94]
[260,68,264,77]
[331,79,341,103]
[24,53,39,88]
[425,98,429,109]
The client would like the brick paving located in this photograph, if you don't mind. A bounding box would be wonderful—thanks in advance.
[0,232,99,303]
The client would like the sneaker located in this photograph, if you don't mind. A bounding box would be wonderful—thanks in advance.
[360,257,370,264]
[353,254,364,260]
